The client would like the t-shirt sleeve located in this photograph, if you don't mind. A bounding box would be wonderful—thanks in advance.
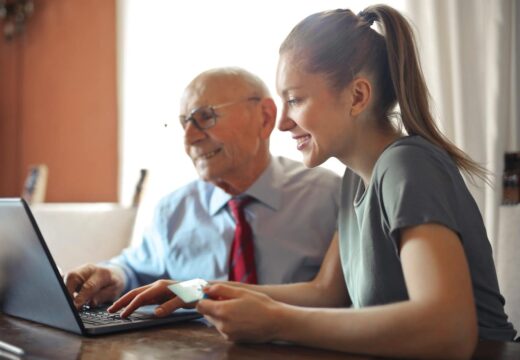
[376,145,461,251]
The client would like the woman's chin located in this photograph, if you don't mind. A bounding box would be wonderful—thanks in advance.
[302,153,326,168]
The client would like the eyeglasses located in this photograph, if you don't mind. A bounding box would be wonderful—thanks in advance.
[178,96,261,131]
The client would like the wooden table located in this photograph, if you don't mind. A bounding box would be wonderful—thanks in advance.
[1,313,519,359]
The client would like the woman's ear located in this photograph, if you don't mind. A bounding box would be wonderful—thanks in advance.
[349,77,372,117]
[259,98,277,139]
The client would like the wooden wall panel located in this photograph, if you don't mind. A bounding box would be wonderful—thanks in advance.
[0,0,118,202]
[0,37,22,196]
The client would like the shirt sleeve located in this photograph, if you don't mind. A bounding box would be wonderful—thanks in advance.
[376,145,461,251]
[105,199,170,292]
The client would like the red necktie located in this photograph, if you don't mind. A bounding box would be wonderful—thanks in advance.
[228,197,257,284]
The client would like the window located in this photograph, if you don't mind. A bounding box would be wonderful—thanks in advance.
[118,0,405,206]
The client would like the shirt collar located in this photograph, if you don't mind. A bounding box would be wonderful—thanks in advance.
[208,156,283,215]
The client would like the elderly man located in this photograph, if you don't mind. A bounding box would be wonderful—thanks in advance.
[65,67,340,309]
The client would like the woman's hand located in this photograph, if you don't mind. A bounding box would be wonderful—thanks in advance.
[108,279,191,318]
[197,283,285,343]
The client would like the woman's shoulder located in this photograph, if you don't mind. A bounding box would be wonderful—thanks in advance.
[376,136,454,173]
[373,136,462,193]
[382,135,443,158]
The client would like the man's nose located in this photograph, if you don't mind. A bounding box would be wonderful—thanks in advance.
[184,121,207,144]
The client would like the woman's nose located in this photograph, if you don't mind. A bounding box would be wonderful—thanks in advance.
[277,108,297,132]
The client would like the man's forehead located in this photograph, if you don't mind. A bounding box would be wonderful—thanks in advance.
[181,75,249,111]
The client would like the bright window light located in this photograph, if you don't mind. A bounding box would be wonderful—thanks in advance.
[118,0,405,209]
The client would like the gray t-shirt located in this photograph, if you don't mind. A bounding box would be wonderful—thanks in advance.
[338,135,517,341]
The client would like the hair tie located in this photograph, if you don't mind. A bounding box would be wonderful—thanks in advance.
[358,11,377,26]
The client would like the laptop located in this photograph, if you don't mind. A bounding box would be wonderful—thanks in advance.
[0,198,201,335]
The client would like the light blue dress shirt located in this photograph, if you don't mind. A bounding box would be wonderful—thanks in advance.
[109,156,341,292]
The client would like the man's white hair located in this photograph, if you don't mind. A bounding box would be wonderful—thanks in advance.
[193,67,271,98]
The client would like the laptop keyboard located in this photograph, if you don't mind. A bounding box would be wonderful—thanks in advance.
[79,306,153,326]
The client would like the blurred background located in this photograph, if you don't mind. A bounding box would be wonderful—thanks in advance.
[0,0,518,244]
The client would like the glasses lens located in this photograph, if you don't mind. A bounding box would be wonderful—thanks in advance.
[191,107,216,129]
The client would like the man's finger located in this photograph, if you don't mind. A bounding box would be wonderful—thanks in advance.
[64,264,96,296]
[64,272,84,297]
[73,270,110,308]
[90,286,120,307]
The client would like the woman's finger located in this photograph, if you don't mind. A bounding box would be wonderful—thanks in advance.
[108,284,151,312]
[203,283,246,300]
[154,296,186,317]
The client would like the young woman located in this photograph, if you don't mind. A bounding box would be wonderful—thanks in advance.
[110,5,516,358]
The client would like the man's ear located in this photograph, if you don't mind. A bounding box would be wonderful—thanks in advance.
[259,98,277,139]
[349,77,372,117]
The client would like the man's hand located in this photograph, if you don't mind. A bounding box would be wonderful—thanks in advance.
[64,264,126,309]
[108,279,190,318]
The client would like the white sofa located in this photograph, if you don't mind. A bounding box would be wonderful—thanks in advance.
[31,203,137,273]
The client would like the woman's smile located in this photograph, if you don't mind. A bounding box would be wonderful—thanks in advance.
[293,134,312,151]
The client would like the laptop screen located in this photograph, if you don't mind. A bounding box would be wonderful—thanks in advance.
[0,198,83,333]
